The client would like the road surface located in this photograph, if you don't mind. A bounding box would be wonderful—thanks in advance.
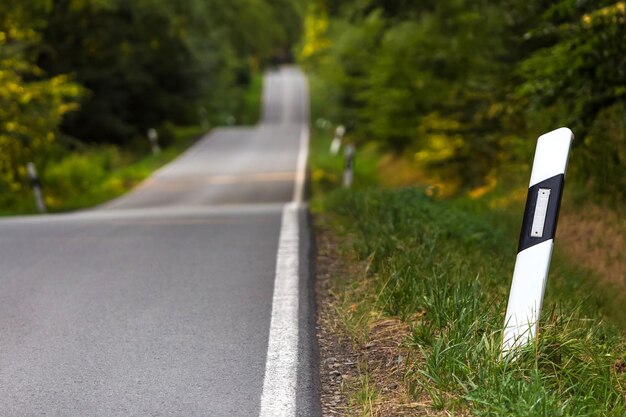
[0,67,320,416]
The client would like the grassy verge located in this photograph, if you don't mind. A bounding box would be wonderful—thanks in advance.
[310,125,626,415]
[0,125,206,216]
[46,125,207,212]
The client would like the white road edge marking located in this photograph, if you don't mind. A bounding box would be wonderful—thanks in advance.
[292,125,310,205]
[260,120,310,416]
[259,201,301,417]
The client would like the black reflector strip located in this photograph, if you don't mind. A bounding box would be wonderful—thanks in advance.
[518,174,565,253]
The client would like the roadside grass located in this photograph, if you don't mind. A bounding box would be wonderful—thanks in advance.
[310,127,626,415]
[1,125,206,216]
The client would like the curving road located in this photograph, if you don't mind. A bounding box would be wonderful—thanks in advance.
[0,67,319,416]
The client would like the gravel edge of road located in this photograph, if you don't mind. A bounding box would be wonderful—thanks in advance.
[313,216,446,417]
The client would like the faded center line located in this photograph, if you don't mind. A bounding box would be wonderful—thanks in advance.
[139,172,296,191]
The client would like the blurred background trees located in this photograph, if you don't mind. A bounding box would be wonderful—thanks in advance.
[301,0,625,200]
[35,0,306,143]
[0,0,306,211]
[2,0,623,210]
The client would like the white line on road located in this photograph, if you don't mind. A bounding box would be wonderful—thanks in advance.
[293,125,310,204]
[260,69,310,417]
[259,202,300,417]
[259,129,308,415]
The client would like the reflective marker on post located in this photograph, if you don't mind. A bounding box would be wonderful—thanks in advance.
[530,189,551,237]
[502,127,573,353]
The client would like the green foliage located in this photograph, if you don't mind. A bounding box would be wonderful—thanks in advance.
[38,0,199,142]
[517,1,626,201]
[302,0,626,198]
[44,146,118,199]
[236,72,264,125]
[0,1,83,208]
[578,103,626,201]
[518,1,626,134]
[41,124,205,213]
[324,187,626,415]
[36,0,305,143]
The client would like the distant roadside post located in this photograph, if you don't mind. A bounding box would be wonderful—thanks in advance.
[502,127,574,354]
[26,162,47,213]
[330,124,345,155]
[343,144,355,188]
[147,128,161,155]
[198,107,209,130]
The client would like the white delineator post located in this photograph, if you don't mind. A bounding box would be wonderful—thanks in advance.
[502,127,573,353]
[27,162,47,213]
[330,124,345,155]
[342,144,355,188]
[147,128,161,155]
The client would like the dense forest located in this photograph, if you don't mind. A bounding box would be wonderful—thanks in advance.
[301,0,625,201]
[0,0,305,211]
[2,0,624,211]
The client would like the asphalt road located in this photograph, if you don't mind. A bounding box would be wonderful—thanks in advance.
[0,67,319,416]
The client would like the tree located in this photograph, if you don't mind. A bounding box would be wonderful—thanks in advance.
[35,0,307,144]
[37,0,199,143]
[0,0,82,207]
[517,1,626,200]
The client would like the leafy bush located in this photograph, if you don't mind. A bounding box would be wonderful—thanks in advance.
[43,147,121,207]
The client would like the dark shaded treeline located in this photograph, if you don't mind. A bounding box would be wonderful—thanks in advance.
[37,0,305,143]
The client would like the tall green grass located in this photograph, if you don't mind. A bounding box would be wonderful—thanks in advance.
[321,188,625,416]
